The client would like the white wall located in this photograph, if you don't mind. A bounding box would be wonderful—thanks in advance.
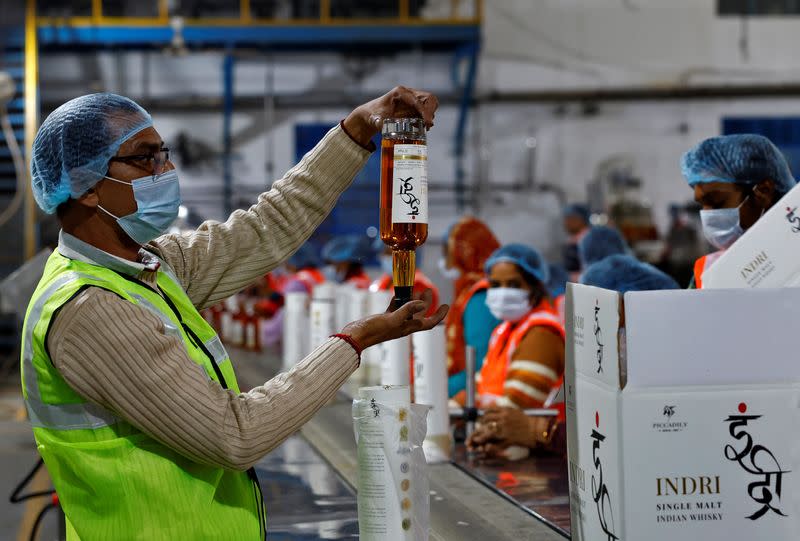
[482,0,800,91]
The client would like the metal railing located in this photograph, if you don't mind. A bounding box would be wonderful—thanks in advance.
[35,0,482,27]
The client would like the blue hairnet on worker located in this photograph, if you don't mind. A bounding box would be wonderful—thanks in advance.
[682,134,798,287]
[32,93,154,214]
[484,243,550,284]
[581,254,679,293]
[681,134,795,196]
[562,203,590,223]
[321,235,373,287]
[578,226,628,267]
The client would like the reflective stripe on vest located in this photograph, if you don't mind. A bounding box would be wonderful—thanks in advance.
[476,302,565,406]
[22,271,121,430]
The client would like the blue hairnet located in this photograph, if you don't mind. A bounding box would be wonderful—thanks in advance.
[681,134,796,196]
[32,93,153,214]
[578,226,628,267]
[562,203,590,223]
[546,263,569,298]
[322,235,373,263]
[485,243,549,285]
[581,255,679,293]
[288,243,321,269]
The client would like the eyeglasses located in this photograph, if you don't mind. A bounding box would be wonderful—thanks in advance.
[110,147,170,175]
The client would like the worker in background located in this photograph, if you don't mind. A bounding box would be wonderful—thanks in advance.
[441,216,501,398]
[471,244,564,410]
[467,253,678,461]
[22,89,446,540]
[561,203,591,281]
[681,134,796,288]
[577,224,629,269]
[321,235,373,289]
[546,263,568,323]
[284,242,325,294]
[658,203,703,288]
[370,240,439,316]
[581,253,680,292]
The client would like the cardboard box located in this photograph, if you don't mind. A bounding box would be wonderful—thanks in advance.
[702,182,800,288]
[565,283,800,541]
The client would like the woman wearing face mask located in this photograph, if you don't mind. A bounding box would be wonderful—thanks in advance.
[321,235,372,289]
[370,242,440,317]
[442,217,502,398]
[467,254,678,461]
[474,244,565,410]
[681,134,797,288]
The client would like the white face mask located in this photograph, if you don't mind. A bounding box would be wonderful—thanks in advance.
[438,257,460,280]
[699,196,749,250]
[486,287,532,322]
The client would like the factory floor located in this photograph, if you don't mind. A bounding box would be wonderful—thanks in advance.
[0,347,357,541]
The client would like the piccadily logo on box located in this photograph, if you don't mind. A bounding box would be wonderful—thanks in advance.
[653,405,688,434]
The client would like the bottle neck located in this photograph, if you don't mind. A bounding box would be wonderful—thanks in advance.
[392,249,416,306]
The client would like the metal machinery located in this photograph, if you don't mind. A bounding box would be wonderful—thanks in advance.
[14,0,481,263]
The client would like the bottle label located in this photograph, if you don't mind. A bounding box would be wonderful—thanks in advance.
[391,144,428,224]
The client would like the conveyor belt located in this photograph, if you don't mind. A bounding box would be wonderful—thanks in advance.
[301,395,570,541]
[254,435,359,539]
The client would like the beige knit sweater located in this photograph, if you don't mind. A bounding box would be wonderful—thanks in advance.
[47,124,370,471]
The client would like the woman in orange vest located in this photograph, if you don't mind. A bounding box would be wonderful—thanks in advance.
[442,217,502,397]
[682,134,796,288]
[321,235,372,289]
[473,243,565,410]
[467,254,679,460]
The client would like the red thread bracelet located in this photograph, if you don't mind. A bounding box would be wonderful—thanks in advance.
[331,333,364,359]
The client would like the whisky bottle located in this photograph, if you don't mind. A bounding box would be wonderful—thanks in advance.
[379,118,429,306]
